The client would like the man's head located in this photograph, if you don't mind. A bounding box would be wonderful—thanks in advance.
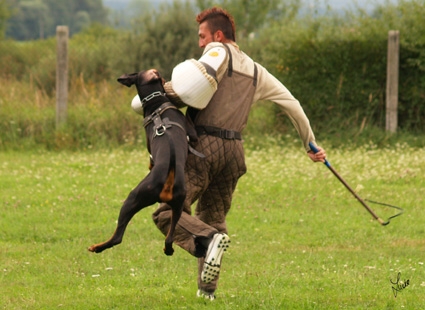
[196,7,236,48]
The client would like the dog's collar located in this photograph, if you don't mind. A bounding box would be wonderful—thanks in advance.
[140,91,166,107]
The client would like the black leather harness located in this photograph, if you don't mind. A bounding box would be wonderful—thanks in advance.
[143,101,204,158]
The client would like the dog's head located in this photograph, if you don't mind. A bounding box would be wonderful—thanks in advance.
[117,69,165,94]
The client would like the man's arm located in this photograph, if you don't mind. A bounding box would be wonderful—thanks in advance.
[254,65,316,152]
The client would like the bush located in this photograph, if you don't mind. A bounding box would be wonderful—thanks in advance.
[1,0,424,151]
[0,76,143,151]
[0,38,56,92]
[249,0,425,133]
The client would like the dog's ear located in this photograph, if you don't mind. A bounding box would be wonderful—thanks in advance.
[117,73,138,87]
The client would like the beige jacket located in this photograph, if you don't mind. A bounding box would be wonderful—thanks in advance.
[168,42,316,151]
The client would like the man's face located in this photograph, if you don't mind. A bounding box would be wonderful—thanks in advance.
[198,22,214,48]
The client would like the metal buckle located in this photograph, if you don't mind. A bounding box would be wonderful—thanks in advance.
[155,125,166,136]
[223,130,235,139]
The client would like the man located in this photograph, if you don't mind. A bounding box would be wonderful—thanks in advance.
[152,7,326,300]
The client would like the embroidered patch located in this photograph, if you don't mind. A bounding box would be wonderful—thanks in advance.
[199,46,227,71]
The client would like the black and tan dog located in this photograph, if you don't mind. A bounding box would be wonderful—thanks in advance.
[88,69,194,256]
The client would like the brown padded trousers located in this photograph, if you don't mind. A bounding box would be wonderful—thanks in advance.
[152,133,246,292]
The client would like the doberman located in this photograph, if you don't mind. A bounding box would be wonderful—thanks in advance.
[88,69,196,256]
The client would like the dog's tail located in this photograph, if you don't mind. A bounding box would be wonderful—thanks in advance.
[159,132,176,202]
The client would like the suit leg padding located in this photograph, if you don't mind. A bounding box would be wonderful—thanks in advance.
[152,204,218,257]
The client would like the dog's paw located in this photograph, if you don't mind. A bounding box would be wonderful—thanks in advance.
[88,245,102,253]
[163,245,174,256]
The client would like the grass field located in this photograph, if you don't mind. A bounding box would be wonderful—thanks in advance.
[1,141,424,309]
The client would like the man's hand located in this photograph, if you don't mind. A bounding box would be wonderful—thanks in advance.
[308,146,326,163]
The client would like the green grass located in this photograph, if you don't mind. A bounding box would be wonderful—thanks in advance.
[1,142,424,309]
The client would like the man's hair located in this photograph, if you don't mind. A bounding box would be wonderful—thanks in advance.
[196,7,236,42]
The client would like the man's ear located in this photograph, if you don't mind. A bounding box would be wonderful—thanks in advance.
[215,30,226,42]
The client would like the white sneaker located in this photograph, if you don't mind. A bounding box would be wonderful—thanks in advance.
[197,289,215,300]
[201,233,230,283]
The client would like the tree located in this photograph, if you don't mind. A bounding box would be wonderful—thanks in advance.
[194,0,298,39]
[0,0,10,39]
[74,10,91,32]
[43,0,108,35]
[116,0,199,78]
[5,0,109,40]
[5,0,49,40]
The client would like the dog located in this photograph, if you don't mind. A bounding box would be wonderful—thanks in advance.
[88,69,195,256]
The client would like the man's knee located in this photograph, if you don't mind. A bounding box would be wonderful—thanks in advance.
[152,205,172,236]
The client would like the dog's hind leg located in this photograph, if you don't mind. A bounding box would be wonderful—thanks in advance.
[163,196,184,256]
[88,179,159,253]
[162,161,186,256]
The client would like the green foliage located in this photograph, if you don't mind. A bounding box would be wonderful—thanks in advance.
[123,0,200,77]
[251,0,425,133]
[1,0,425,151]
[0,38,56,91]
[5,0,109,40]
[0,76,142,151]
[195,0,296,39]
[0,0,10,39]
[69,25,122,84]
[3,1,199,93]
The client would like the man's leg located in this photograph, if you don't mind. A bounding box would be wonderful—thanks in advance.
[196,139,247,295]
[152,203,219,257]
[152,136,246,297]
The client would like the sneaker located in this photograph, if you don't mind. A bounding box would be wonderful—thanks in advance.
[201,233,230,283]
[197,289,216,300]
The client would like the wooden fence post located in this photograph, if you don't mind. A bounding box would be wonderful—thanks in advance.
[386,30,399,133]
[56,26,69,128]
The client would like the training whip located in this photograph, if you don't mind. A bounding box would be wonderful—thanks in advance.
[309,142,403,226]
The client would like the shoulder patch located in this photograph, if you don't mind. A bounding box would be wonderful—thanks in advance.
[198,46,227,72]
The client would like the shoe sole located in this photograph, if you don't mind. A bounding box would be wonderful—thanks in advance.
[197,289,215,300]
[201,233,230,283]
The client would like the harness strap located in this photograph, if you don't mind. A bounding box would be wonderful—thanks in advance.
[223,43,233,77]
[151,116,187,139]
[188,145,205,158]
[253,63,258,87]
[153,118,205,157]
[143,102,177,128]
[144,102,205,158]
[223,43,257,87]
